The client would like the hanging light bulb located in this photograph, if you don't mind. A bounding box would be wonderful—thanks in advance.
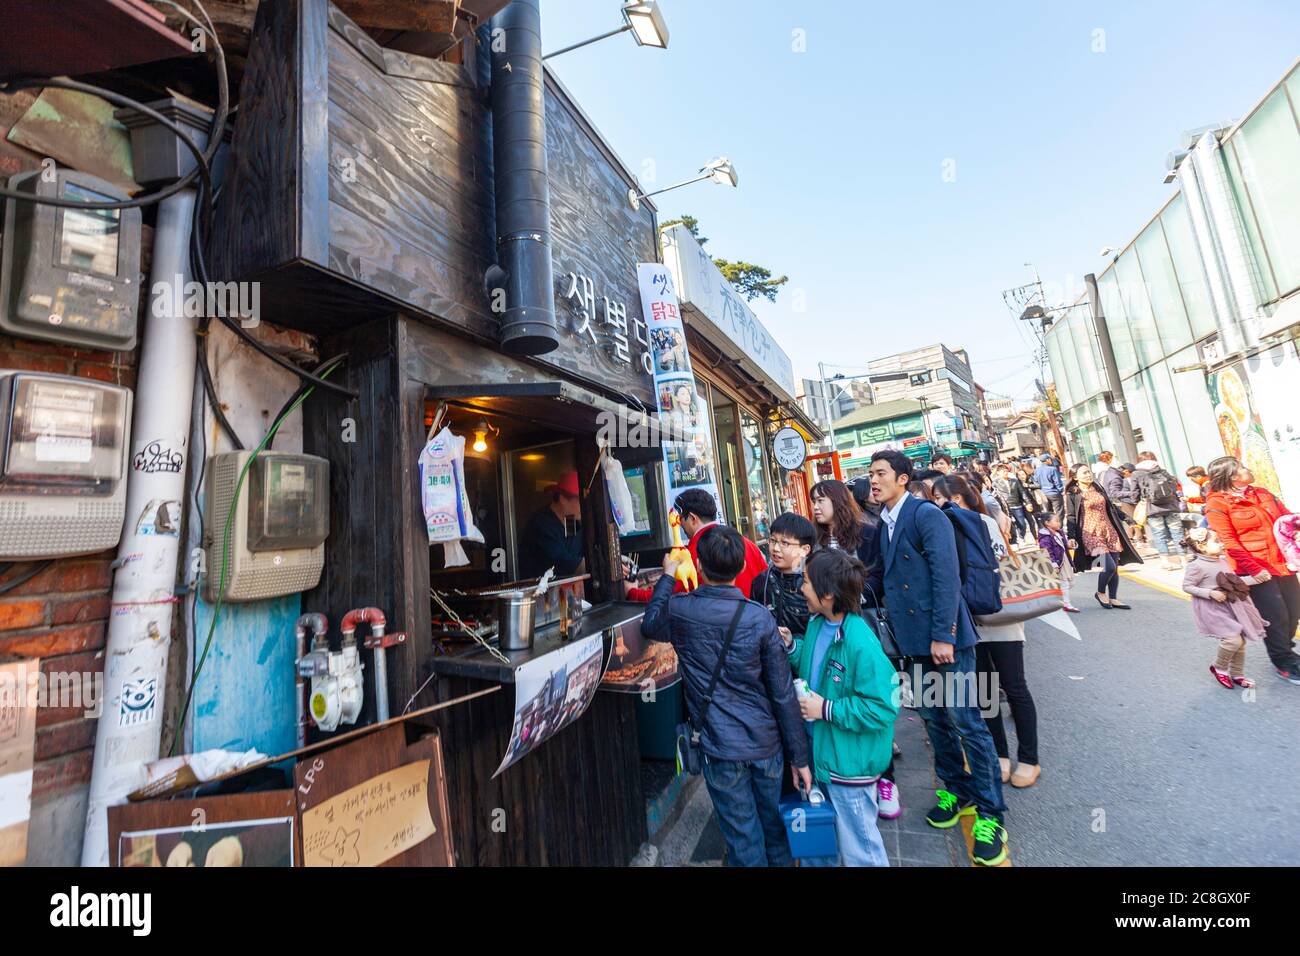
[473,421,489,454]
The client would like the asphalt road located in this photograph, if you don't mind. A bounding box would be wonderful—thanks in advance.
[1009,570,1300,865]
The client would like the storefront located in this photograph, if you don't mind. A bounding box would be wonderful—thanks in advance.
[201,0,687,865]
[660,223,821,546]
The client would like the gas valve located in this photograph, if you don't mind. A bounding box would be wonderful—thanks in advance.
[298,635,363,733]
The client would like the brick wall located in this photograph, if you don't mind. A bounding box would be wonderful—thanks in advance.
[0,245,144,865]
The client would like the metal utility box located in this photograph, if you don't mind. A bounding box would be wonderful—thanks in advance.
[0,371,132,559]
[203,451,329,602]
[0,170,142,351]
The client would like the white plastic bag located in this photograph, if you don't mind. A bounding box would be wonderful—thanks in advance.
[602,451,637,535]
[420,427,484,567]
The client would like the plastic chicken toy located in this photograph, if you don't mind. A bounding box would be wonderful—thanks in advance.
[667,510,699,591]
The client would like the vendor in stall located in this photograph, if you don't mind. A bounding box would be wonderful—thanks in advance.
[519,470,586,580]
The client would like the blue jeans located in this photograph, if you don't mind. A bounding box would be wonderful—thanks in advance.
[1010,507,1037,541]
[702,752,792,867]
[827,782,890,867]
[908,646,1007,819]
[1145,512,1182,555]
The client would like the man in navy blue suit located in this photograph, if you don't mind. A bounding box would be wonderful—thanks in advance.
[866,449,1008,866]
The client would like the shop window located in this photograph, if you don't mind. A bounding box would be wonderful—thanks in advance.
[1136,216,1193,355]
[1098,271,1138,378]
[1225,86,1300,299]
[1161,194,1219,340]
[740,410,773,544]
[1115,249,1163,370]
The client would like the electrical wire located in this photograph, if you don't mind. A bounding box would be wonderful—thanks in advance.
[266,353,349,450]
[170,358,345,756]
[0,561,53,595]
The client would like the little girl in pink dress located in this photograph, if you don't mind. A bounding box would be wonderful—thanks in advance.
[1181,527,1268,689]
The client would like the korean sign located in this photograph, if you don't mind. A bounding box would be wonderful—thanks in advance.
[637,263,722,521]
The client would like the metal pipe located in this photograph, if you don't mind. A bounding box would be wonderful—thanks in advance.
[81,193,199,867]
[341,607,390,722]
[294,613,328,747]
[1084,273,1139,463]
[487,0,557,356]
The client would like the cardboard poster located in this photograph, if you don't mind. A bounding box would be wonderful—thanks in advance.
[1244,341,1300,505]
[108,790,296,867]
[301,759,436,868]
[495,634,604,777]
[600,616,680,694]
[1208,361,1282,496]
[637,263,722,522]
[0,658,38,867]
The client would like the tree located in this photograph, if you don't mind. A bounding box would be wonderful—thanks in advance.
[660,214,789,303]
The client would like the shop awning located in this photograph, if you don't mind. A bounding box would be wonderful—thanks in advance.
[425,382,664,463]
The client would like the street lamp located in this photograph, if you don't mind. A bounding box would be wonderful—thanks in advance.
[628,156,738,211]
[544,1,670,59]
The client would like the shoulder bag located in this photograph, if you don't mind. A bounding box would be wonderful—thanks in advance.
[675,602,746,775]
[973,538,1063,627]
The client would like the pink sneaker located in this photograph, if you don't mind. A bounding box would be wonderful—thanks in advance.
[1210,665,1234,689]
[1063,605,1081,613]
[877,778,901,819]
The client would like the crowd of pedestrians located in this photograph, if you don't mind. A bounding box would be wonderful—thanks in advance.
[636,442,1300,868]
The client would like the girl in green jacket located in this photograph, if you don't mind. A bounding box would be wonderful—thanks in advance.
[784,549,900,866]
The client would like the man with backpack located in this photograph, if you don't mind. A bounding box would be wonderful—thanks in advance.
[1134,451,1185,570]
[865,449,1008,866]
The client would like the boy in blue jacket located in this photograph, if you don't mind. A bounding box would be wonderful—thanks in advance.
[783,549,900,866]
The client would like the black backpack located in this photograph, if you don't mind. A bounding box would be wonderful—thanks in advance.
[944,506,1003,616]
[1144,468,1179,508]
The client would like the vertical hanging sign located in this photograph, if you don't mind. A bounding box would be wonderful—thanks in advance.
[637,263,722,520]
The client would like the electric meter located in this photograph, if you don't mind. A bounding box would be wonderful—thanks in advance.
[203,451,329,602]
[0,169,143,351]
[0,371,132,559]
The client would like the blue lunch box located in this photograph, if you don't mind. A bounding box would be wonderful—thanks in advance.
[779,787,838,859]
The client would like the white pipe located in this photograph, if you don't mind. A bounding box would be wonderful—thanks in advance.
[81,189,198,866]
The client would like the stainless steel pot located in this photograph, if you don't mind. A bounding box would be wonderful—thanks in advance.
[496,590,537,651]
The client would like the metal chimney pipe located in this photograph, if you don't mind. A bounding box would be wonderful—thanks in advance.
[487,0,559,356]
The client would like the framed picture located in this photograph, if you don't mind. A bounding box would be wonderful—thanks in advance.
[108,791,296,867]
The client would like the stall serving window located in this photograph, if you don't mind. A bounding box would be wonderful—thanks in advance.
[693,375,777,547]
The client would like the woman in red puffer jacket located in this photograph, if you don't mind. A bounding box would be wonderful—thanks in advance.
[1203,455,1300,684]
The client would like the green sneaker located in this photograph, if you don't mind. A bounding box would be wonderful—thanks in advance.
[970,814,1008,866]
[925,789,976,829]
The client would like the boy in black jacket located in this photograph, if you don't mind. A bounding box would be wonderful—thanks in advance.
[751,513,816,639]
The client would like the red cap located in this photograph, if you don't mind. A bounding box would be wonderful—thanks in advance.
[546,470,580,498]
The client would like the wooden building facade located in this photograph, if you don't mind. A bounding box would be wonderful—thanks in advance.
[208,0,663,865]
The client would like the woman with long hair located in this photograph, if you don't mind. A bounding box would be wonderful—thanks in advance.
[931,475,1041,787]
[1068,463,1142,609]
[1203,456,1300,684]
[810,479,867,553]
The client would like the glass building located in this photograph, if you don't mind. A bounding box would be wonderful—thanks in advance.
[1046,58,1300,502]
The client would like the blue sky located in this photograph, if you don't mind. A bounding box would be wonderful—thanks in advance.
[541,1,1300,407]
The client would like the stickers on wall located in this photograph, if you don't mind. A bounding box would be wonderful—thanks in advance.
[118,676,157,727]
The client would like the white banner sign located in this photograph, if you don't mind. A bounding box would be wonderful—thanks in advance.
[637,263,722,520]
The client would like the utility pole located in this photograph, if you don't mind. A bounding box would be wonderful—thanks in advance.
[1084,273,1139,463]
[1003,264,1073,464]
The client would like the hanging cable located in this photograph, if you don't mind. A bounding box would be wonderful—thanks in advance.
[266,353,350,449]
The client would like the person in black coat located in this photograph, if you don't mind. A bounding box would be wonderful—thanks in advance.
[1067,464,1143,608]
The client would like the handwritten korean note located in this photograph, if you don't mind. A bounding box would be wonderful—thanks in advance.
[301,760,435,868]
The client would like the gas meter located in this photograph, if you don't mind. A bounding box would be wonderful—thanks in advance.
[298,636,363,734]
[1,170,143,351]
[203,451,329,602]
[0,371,132,559]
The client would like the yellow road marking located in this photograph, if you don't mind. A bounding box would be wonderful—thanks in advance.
[1118,570,1190,602]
